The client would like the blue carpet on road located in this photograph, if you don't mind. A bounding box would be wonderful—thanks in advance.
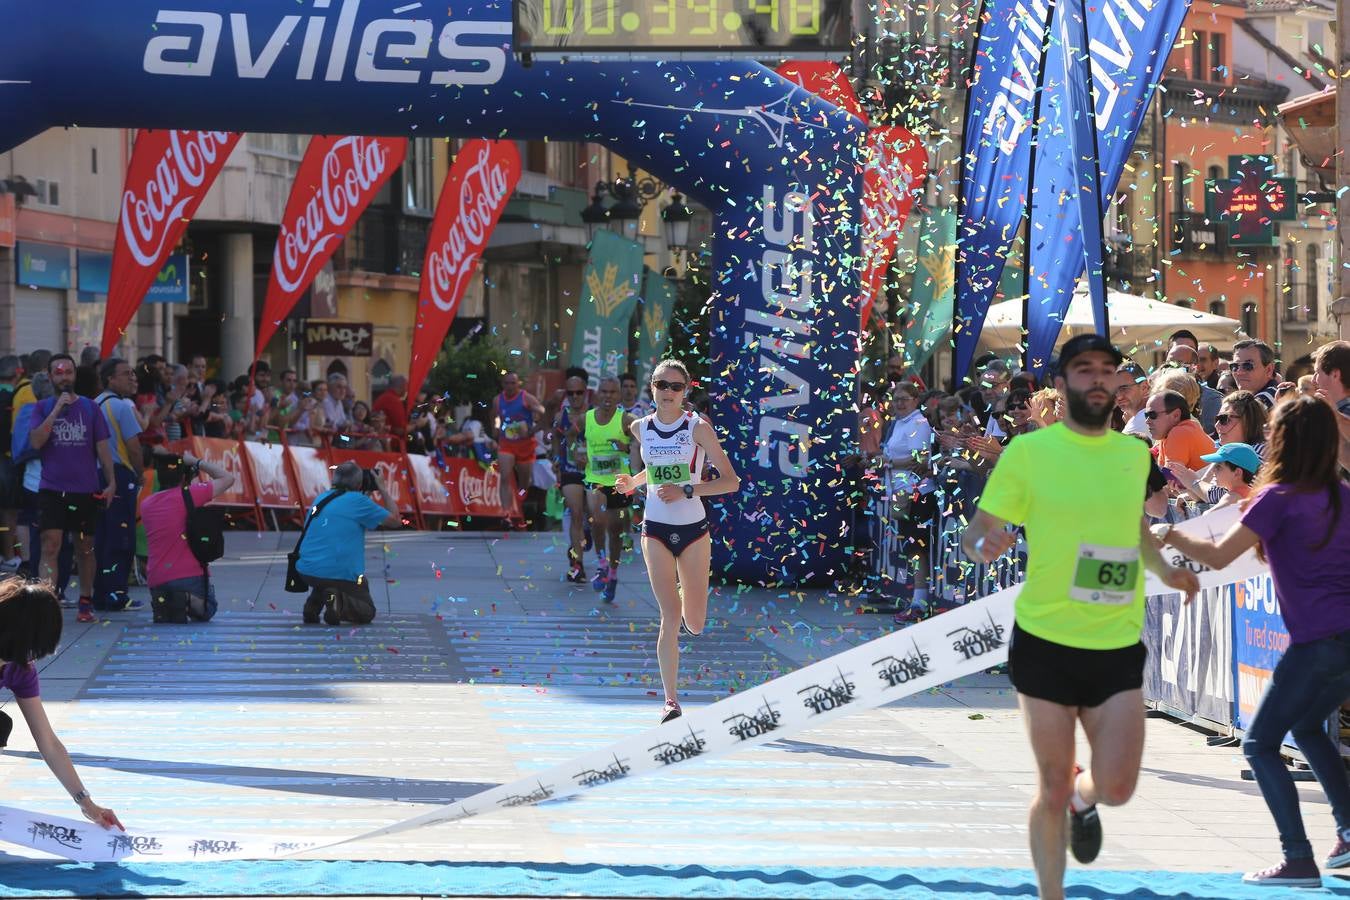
[3,860,1348,898]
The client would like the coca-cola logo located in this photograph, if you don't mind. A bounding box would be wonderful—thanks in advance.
[862,132,918,242]
[428,143,514,312]
[458,465,501,510]
[373,460,402,504]
[274,137,393,294]
[121,131,234,267]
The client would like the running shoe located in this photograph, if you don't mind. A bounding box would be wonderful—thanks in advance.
[680,617,701,637]
[1067,765,1102,865]
[1325,839,1350,869]
[566,563,586,583]
[661,699,682,723]
[1068,805,1102,864]
[602,573,617,604]
[76,598,96,624]
[1242,858,1321,888]
[591,567,609,592]
[1,556,20,570]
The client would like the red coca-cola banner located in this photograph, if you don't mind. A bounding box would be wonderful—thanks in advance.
[406,139,521,414]
[254,135,407,361]
[862,128,927,331]
[776,63,927,332]
[776,61,867,122]
[102,130,242,356]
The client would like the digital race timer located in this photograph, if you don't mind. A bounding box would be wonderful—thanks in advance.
[513,0,853,59]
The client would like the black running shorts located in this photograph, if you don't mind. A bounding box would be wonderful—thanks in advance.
[37,489,100,537]
[1008,623,1147,709]
[588,484,631,510]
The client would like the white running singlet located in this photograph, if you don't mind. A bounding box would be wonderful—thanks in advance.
[638,411,706,526]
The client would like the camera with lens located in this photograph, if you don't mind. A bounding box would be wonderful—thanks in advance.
[361,468,380,493]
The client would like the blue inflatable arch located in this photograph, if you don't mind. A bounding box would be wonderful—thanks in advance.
[0,0,863,585]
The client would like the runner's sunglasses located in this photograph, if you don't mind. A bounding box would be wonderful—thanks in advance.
[652,380,686,392]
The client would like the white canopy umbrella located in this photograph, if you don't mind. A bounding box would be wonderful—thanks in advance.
[978,286,1247,360]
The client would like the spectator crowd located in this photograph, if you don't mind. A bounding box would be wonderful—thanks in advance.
[856,334,1350,623]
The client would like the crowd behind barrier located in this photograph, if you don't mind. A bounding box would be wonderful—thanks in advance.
[856,337,1350,758]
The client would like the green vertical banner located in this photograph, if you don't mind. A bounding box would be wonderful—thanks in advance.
[571,229,645,383]
[904,207,957,371]
[636,267,677,384]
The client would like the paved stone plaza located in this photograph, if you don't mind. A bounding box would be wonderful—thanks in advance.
[0,529,1343,897]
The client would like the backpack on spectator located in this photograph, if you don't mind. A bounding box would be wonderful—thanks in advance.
[0,388,17,505]
[181,482,225,566]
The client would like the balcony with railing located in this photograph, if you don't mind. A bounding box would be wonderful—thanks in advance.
[342,207,430,278]
[1169,213,1227,258]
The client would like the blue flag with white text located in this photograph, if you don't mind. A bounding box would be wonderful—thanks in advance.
[1024,0,1191,373]
[954,0,1056,383]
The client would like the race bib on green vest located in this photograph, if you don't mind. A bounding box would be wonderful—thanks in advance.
[1069,544,1140,606]
[648,462,691,485]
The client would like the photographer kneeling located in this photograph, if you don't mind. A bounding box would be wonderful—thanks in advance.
[142,450,235,623]
[296,461,400,626]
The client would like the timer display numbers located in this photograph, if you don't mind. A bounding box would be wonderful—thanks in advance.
[513,0,853,59]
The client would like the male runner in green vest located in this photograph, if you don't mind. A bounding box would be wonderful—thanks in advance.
[961,334,1200,900]
[576,377,635,604]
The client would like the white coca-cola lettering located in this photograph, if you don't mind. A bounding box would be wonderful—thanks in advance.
[428,144,512,313]
[862,135,915,244]
[274,137,393,294]
[373,461,402,504]
[121,131,234,268]
[458,465,501,511]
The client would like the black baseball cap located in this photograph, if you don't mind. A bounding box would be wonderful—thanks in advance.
[1054,334,1124,374]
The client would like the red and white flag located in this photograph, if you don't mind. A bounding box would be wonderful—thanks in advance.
[254,135,407,361]
[102,130,241,356]
[406,139,521,413]
[776,62,927,331]
[862,127,927,331]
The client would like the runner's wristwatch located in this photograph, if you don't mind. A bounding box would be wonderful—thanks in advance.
[683,484,695,499]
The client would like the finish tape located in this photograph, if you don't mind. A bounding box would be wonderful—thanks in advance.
[0,589,1016,862]
[0,508,1262,864]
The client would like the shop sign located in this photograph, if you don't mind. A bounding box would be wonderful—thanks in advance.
[305,321,372,356]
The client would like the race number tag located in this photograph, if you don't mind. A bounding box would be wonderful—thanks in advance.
[648,462,691,485]
[503,421,529,441]
[592,454,621,474]
[1069,544,1140,606]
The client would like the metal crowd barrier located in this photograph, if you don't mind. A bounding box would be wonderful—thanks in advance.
[868,473,1027,609]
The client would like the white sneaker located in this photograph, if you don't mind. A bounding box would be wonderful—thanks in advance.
[1,556,21,570]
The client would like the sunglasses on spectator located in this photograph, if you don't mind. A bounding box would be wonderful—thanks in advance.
[1214,414,1237,426]
[1143,410,1163,420]
[1234,361,1259,372]
[1008,402,1029,411]
[652,380,686,393]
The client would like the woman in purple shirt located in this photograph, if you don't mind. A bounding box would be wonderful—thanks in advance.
[0,579,124,831]
[1158,397,1350,888]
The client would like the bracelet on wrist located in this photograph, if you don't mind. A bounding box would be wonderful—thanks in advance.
[71,789,90,805]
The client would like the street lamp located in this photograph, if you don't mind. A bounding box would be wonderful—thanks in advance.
[661,191,694,263]
[580,181,612,241]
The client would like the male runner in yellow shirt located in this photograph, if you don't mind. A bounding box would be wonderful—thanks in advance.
[961,334,1199,900]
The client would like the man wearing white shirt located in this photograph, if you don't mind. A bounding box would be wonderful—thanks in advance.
[1116,361,1150,438]
[881,383,937,619]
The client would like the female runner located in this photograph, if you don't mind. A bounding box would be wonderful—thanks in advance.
[614,360,739,722]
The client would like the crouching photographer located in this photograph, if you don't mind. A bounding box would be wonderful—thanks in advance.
[289,461,400,626]
[141,450,235,623]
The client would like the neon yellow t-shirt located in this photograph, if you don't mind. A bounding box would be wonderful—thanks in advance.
[977,423,1150,650]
